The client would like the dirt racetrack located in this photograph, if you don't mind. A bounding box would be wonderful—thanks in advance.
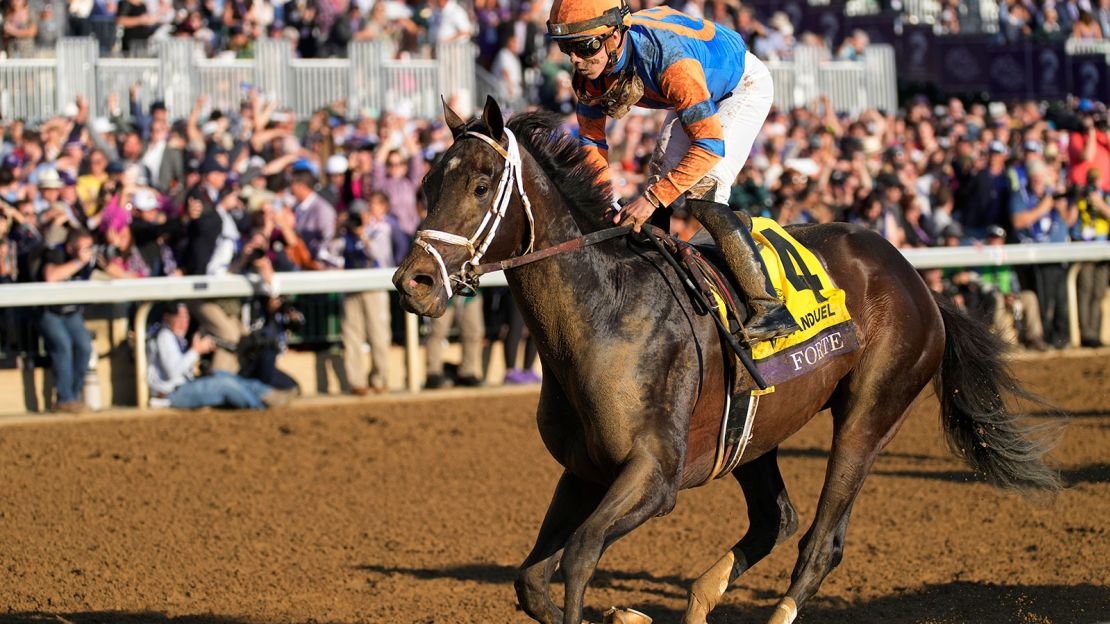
[0,352,1107,624]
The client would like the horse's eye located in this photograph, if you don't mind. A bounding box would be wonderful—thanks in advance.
[475,184,489,198]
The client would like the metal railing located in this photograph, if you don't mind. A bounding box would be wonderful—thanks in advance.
[0,59,58,121]
[843,0,999,33]
[1066,37,1110,60]
[0,37,482,123]
[768,44,898,115]
[1,241,1108,409]
[2,37,903,124]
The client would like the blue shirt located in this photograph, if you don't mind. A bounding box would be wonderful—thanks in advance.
[1009,190,1070,243]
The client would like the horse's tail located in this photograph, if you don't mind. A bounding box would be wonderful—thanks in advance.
[932,295,1062,494]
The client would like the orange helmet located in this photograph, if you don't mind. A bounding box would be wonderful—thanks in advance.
[548,0,631,39]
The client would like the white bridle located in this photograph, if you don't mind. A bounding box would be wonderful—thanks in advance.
[413,128,535,298]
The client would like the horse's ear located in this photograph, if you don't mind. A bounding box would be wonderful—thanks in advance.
[442,95,466,138]
[482,95,505,142]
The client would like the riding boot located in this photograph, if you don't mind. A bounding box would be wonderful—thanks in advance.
[685,199,800,344]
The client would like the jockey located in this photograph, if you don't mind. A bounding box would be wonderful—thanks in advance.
[548,0,800,343]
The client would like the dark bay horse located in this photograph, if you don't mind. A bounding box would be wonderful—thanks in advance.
[393,98,1060,624]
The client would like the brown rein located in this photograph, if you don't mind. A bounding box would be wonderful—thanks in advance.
[470,224,638,275]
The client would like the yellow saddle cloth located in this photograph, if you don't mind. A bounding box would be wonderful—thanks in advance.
[723,218,859,393]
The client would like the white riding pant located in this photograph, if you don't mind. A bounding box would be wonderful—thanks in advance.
[650,51,774,205]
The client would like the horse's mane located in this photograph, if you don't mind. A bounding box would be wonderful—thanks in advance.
[506,112,613,230]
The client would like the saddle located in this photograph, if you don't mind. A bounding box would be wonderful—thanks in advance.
[633,226,765,481]
[636,221,860,483]
[635,226,765,388]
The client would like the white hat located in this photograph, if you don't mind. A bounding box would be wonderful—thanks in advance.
[91,117,116,134]
[771,12,794,36]
[325,154,349,175]
[61,102,79,118]
[201,120,220,136]
[132,189,160,211]
[37,168,63,189]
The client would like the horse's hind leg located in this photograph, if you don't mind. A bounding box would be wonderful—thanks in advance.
[765,359,935,623]
[683,448,798,624]
[516,471,606,624]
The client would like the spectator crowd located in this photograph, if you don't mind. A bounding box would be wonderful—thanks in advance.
[4,0,1110,61]
[0,0,1107,414]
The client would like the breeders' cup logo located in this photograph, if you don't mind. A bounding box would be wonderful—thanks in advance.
[991,54,1025,91]
[945,46,981,83]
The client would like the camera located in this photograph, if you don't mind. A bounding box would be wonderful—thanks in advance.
[93,244,118,262]
[246,246,266,263]
[275,299,305,333]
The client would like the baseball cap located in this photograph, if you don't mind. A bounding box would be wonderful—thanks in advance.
[2,153,24,168]
[199,157,228,175]
[132,189,160,211]
[106,160,126,175]
[941,223,965,239]
[291,158,319,176]
[1023,140,1043,154]
[985,224,1006,239]
[988,140,1008,155]
[91,117,116,135]
[240,165,264,186]
[325,154,348,175]
[37,168,63,189]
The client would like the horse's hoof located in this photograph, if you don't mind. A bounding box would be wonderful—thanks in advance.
[766,598,798,624]
[603,606,653,624]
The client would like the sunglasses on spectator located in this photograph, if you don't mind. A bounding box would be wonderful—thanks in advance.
[556,30,614,58]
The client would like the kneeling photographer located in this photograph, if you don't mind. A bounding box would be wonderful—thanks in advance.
[148,302,295,409]
[227,230,301,392]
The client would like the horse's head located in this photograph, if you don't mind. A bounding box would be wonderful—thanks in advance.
[393,96,536,317]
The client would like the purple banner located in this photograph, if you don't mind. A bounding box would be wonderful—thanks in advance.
[933,34,995,92]
[753,322,860,389]
[900,24,939,83]
[986,43,1033,99]
[1035,43,1069,99]
[1069,54,1110,102]
[736,2,1104,102]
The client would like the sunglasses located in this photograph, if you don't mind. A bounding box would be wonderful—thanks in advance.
[556,30,613,58]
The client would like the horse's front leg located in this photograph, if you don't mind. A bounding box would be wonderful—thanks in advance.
[516,471,606,624]
[559,449,678,624]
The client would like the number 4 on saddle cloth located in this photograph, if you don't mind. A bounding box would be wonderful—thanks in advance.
[646,217,859,481]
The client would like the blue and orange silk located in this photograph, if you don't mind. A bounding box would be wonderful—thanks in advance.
[575,7,749,206]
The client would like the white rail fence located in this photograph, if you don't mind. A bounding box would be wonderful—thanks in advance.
[767,44,898,116]
[1,242,1108,407]
[0,38,480,122]
[2,38,901,123]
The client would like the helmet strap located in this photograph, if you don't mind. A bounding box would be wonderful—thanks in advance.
[605,26,628,72]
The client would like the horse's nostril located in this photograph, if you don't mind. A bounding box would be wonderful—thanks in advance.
[409,274,435,293]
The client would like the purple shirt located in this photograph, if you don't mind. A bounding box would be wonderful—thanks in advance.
[372,154,425,236]
[293,191,338,260]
